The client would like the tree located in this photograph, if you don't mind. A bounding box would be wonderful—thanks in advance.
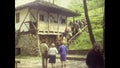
[102,1,105,46]
[69,0,104,13]
[69,0,84,13]
[83,0,96,46]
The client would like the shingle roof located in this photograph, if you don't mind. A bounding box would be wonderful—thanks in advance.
[15,0,81,17]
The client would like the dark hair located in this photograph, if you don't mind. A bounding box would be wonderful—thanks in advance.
[93,42,100,48]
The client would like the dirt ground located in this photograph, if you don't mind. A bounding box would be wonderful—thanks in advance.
[15,56,88,68]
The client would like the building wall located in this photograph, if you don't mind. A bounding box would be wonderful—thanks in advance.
[15,8,69,56]
[15,8,67,33]
[16,34,38,56]
[29,8,38,22]
[16,33,57,56]
[59,15,67,32]
[15,8,30,32]
[38,10,49,31]
[37,10,67,33]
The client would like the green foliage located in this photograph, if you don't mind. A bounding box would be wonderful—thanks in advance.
[69,29,93,50]
[69,7,104,50]
[68,0,104,13]
[87,0,104,10]
[93,29,103,44]
[69,25,103,50]
[80,7,104,20]
[69,0,84,13]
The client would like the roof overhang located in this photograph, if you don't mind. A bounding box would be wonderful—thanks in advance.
[15,0,81,17]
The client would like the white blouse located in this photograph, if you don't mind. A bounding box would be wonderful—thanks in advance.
[48,47,58,55]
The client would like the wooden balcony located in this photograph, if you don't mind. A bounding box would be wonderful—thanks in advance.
[38,21,66,35]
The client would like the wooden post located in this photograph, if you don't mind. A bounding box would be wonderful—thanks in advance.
[15,61,20,68]
[73,16,75,22]
[48,12,50,33]
[57,14,59,36]
[37,34,41,56]
[37,9,41,56]
[29,8,37,30]
[53,0,54,4]
[66,16,68,27]
[15,62,17,68]
[18,9,29,32]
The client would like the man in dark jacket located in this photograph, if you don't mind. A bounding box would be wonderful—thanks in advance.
[86,42,105,68]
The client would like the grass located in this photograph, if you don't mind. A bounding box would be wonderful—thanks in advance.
[69,27,103,50]
[69,30,93,50]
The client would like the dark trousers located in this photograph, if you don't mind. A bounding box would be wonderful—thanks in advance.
[42,53,48,68]
[71,28,75,36]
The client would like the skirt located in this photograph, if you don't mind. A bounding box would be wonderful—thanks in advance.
[49,55,56,63]
[60,54,66,61]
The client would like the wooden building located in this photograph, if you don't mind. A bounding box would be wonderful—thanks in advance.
[15,0,80,55]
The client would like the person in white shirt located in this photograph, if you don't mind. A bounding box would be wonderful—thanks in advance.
[48,43,58,68]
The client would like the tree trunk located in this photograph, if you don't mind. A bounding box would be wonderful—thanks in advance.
[83,0,96,46]
[103,12,105,53]
[53,0,54,4]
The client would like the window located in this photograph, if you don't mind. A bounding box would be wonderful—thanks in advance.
[61,18,66,24]
[39,15,44,21]
[16,13,20,23]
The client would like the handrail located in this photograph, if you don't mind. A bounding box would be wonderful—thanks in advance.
[68,25,88,43]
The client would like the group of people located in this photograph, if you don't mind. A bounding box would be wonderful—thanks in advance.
[70,20,80,36]
[61,19,88,42]
[40,40,105,68]
[40,40,67,68]
[70,19,87,36]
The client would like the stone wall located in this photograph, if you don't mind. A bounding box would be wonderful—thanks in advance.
[15,34,58,56]
[16,34,38,56]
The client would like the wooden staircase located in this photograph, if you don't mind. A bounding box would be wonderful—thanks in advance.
[67,25,88,47]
